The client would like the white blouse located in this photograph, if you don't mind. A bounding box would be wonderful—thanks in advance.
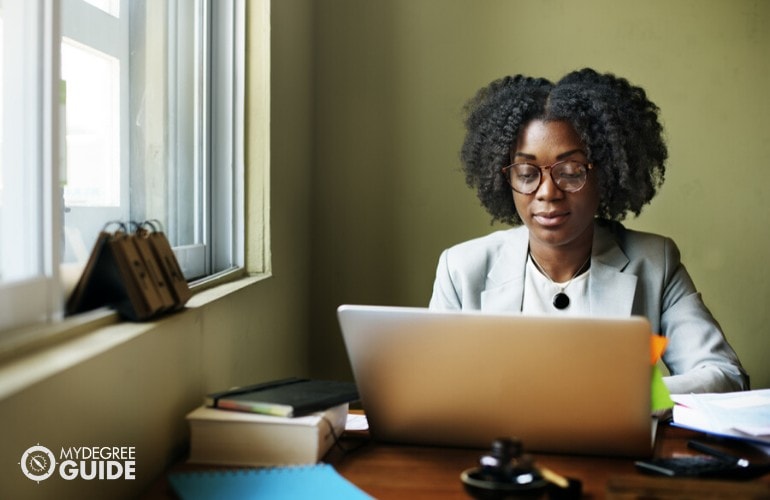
[522,257,591,316]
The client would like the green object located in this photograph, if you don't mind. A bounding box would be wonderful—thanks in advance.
[651,365,674,412]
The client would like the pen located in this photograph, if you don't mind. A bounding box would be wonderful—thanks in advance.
[538,466,569,488]
[687,439,750,467]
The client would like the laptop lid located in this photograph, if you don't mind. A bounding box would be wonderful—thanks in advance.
[337,304,654,457]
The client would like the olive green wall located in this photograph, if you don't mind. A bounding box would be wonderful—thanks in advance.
[308,0,770,389]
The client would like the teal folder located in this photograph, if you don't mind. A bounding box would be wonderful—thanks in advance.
[168,463,372,500]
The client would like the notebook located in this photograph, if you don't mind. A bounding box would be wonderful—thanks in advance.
[169,464,372,500]
[337,304,654,457]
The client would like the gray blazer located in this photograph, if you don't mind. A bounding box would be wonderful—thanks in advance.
[429,220,749,394]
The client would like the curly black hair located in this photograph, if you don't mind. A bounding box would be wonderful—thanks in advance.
[460,68,667,226]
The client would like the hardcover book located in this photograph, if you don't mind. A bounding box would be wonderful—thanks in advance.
[205,377,359,417]
[186,403,348,466]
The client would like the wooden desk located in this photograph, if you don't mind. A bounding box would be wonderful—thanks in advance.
[144,422,770,499]
[329,424,770,499]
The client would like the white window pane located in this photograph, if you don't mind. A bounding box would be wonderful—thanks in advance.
[60,0,128,266]
[83,0,119,18]
[1,2,43,283]
[129,0,207,278]
[61,37,120,208]
[61,0,208,278]
[0,14,4,280]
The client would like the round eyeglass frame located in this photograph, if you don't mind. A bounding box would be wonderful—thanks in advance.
[500,160,593,195]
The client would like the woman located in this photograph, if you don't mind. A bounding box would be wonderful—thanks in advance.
[429,68,748,394]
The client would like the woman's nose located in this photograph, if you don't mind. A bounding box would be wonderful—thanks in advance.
[535,170,564,200]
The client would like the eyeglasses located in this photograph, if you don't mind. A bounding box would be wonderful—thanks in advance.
[500,160,592,195]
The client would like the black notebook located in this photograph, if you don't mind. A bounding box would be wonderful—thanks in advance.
[205,377,359,417]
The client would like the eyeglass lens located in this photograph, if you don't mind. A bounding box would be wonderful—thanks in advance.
[505,161,588,194]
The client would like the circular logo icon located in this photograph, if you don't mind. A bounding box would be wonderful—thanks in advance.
[20,444,57,482]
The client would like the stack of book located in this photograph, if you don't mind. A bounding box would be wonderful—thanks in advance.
[186,378,360,466]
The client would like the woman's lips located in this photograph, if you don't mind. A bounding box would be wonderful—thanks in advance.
[533,211,569,227]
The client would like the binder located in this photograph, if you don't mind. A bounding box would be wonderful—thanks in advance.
[66,221,192,321]
[143,226,192,308]
[108,230,166,319]
[131,231,176,311]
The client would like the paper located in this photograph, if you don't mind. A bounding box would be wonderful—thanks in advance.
[345,413,368,431]
[671,389,770,445]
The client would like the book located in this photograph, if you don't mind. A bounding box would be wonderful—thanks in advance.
[205,377,359,417]
[186,403,348,466]
[169,463,373,500]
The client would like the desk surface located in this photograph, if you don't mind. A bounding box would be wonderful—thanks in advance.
[144,422,770,499]
[329,424,770,499]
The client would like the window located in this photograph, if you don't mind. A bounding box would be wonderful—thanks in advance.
[0,0,246,333]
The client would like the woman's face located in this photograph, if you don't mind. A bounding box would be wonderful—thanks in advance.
[511,119,600,251]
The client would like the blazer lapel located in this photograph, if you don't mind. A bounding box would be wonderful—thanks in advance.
[589,223,637,317]
[481,228,529,312]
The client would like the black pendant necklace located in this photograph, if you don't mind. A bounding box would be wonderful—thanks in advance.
[529,251,591,310]
[552,292,571,310]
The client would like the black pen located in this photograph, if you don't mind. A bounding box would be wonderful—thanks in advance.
[687,439,750,467]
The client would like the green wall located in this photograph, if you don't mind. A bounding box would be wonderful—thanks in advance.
[308,0,770,389]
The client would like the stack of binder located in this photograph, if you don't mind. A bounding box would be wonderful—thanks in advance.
[66,221,191,321]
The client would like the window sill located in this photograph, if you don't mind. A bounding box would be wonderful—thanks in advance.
[0,272,271,401]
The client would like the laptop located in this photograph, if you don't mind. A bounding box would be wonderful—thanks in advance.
[337,304,655,457]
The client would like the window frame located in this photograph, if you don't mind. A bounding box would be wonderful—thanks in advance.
[0,0,259,341]
[0,0,63,331]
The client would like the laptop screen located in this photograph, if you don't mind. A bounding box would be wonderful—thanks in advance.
[338,304,654,457]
